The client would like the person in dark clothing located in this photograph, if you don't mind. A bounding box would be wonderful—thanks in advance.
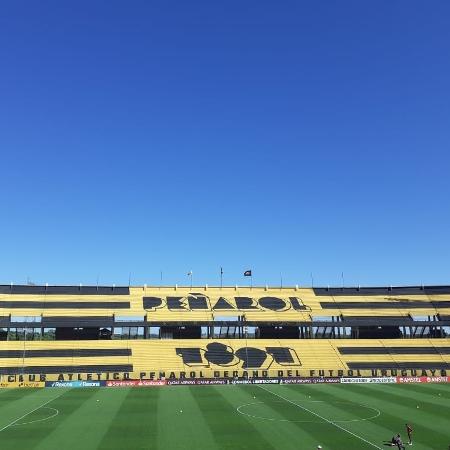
[396,434,405,450]
[405,424,413,445]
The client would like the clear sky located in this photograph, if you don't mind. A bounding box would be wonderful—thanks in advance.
[1,1,449,288]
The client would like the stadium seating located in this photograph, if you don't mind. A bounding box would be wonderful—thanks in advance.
[0,285,448,319]
[1,338,449,379]
[0,284,449,381]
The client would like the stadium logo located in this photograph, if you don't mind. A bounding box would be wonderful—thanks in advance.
[143,293,309,312]
[176,342,301,370]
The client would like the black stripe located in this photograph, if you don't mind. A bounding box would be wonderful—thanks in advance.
[314,286,450,296]
[347,362,450,370]
[41,316,114,327]
[0,364,133,375]
[339,347,450,355]
[320,301,450,309]
[341,315,411,321]
[0,285,130,295]
[0,349,132,358]
[0,301,130,309]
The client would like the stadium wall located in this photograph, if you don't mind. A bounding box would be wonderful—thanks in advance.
[1,338,449,381]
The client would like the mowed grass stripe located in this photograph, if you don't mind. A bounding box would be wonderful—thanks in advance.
[196,385,310,450]
[225,384,335,450]
[184,386,221,450]
[307,384,429,448]
[321,384,450,450]
[0,388,63,430]
[0,388,51,429]
[157,386,217,450]
[157,386,190,450]
[234,385,317,423]
[237,385,334,450]
[280,384,393,448]
[245,384,345,450]
[373,383,450,412]
[97,387,161,450]
[155,387,181,450]
[230,384,313,450]
[34,387,130,450]
[195,385,279,450]
[390,382,450,403]
[234,384,324,449]
[158,386,251,450]
[260,384,383,450]
[343,384,450,429]
[1,384,449,450]
[337,384,450,449]
[0,388,100,450]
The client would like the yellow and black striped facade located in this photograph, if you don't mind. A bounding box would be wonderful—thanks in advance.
[1,284,449,319]
[0,284,449,379]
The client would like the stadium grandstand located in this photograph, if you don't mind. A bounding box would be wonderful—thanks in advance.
[0,284,449,382]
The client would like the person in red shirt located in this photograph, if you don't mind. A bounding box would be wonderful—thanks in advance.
[405,424,413,445]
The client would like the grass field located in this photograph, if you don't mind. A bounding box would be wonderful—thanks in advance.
[0,383,449,450]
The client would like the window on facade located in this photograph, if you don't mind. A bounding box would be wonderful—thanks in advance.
[8,327,42,340]
[42,328,56,340]
[149,327,160,338]
[311,315,341,322]
[410,315,435,322]
[10,316,42,323]
[115,316,145,323]
[0,328,7,340]
[113,326,145,339]
[112,327,123,339]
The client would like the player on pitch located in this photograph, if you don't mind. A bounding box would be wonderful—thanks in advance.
[405,424,413,445]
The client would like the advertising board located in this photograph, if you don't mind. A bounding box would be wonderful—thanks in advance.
[340,377,397,384]
[0,381,45,388]
[45,381,105,388]
[396,376,449,384]
[106,380,166,387]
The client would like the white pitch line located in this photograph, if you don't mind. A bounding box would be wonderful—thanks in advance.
[257,385,383,450]
[12,407,59,427]
[0,390,66,432]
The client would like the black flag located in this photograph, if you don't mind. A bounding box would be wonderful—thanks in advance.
[244,270,252,277]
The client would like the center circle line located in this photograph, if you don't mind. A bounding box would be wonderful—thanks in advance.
[236,400,381,423]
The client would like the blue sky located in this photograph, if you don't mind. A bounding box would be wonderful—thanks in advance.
[0,1,449,287]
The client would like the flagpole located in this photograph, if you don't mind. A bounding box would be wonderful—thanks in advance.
[220,267,223,289]
[244,270,252,289]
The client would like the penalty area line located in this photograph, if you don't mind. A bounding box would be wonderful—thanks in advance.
[0,390,67,432]
[257,385,383,450]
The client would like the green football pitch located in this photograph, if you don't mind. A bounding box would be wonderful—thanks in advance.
[0,383,449,450]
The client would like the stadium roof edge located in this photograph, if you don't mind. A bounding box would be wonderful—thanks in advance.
[1,283,450,291]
